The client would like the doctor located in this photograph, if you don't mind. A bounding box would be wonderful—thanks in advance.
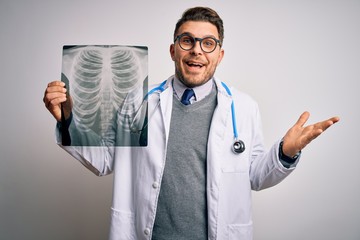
[43,6,339,240]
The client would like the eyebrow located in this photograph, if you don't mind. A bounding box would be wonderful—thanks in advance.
[179,32,218,39]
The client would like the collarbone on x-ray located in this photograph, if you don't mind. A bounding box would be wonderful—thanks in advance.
[61,45,148,146]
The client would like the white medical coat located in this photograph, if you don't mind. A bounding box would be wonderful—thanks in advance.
[57,76,298,240]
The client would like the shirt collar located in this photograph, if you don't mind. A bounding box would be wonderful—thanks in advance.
[172,76,215,102]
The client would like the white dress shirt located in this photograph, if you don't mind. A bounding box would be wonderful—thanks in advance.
[172,76,215,104]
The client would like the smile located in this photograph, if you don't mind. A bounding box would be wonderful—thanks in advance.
[186,61,204,68]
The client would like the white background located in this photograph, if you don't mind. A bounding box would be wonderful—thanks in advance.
[1,0,359,239]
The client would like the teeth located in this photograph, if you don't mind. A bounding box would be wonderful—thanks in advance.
[188,62,203,67]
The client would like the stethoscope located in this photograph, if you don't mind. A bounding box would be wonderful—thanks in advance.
[130,80,246,154]
[220,82,246,154]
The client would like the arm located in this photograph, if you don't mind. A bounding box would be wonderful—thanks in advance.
[250,110,339,190]
[43,81,114,176]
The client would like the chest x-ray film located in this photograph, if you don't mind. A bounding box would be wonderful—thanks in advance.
[61,45,148,146]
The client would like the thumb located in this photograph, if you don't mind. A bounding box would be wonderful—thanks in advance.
[61,95,73,120]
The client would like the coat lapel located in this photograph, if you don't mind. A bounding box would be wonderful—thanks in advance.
[206,79,233,239]
[158,78,174,144]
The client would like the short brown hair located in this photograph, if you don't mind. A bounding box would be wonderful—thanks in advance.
[174,7,224,46]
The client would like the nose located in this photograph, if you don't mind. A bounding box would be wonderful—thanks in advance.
[190,39,203,55]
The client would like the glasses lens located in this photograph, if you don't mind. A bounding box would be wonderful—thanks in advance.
[179,35,195,50]
[201,37,217,53]
[177,35,218,53]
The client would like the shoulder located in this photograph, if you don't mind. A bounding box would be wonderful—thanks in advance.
[215,78,258,109]
[231,88,260,119]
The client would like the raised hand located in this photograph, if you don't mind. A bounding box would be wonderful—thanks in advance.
[282,111,340,157]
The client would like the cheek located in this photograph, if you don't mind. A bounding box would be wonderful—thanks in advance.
[209,59,219,69]
[172,51,182,63]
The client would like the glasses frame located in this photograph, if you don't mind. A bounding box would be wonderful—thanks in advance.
[174,33,221,53]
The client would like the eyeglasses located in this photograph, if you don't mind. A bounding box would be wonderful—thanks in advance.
[174,33,221,53]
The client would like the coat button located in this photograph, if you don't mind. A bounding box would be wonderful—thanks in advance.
[144,228,151,235]
[152,182,159,189]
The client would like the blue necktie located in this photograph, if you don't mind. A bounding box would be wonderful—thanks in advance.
[181,89,195,105]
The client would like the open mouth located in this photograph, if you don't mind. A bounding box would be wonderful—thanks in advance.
[186,61,204,68]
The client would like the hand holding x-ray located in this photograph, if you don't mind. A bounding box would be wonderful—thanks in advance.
[43,81,72,122]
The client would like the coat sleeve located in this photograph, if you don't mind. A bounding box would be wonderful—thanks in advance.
[53,83,146,176]
[55,122,115,176]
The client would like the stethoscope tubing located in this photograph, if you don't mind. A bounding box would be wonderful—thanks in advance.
[132,79,245,153]
[220,82,239,140]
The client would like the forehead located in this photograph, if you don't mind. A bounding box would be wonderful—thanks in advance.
[177,21,219,38]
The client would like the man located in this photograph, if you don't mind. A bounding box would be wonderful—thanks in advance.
[43,6,339,240]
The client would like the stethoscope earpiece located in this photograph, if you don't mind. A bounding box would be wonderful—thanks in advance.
[233,139,245,154]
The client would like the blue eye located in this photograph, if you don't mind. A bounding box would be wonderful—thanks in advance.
[181,36,193,45]
[203,38,215,47]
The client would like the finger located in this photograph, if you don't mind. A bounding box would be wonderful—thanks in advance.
[321,120,334,131]
[294,111,310,128]
[49,97,67,111]
[329,116,340,124]
[309,128,324,141]
[305,116,340,144]
[298,127,322,149]
[50,96,67,106]
[44,81,65,96]
[44,92,67,109]
[315,116,340,131]
[47,81,65,88]
[43,83,67,103]
[44,81,62,94]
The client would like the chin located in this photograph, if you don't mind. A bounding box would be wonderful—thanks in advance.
[182,78,206,88]
[177,74,211,88]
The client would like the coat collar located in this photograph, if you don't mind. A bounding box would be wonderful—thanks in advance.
[157,75,233,151]
[159,75,232,100]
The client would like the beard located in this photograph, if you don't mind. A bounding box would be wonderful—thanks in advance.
[174,61,217,88]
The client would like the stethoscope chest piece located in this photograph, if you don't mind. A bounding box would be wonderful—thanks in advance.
[232,139,245,154]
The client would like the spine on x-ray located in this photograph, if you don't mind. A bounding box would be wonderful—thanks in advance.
[70,48,142,141]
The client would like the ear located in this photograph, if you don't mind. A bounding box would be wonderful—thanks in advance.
[216,48,225,66]
[170,44,175,61]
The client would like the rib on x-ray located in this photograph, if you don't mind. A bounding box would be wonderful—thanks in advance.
[61,45,148,146]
